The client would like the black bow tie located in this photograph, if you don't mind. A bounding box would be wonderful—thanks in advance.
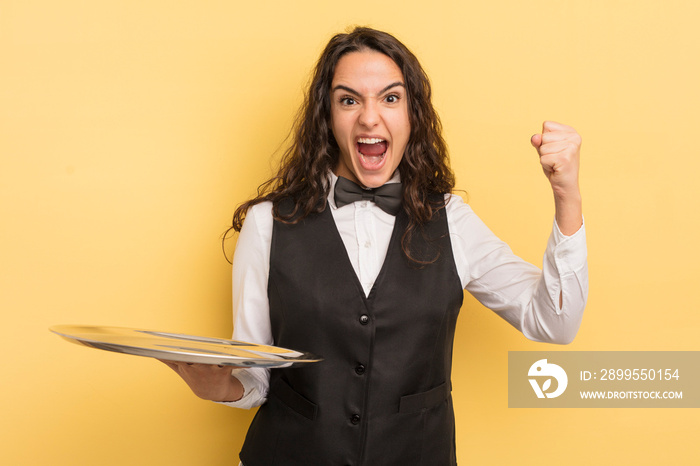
[334,176,402,216]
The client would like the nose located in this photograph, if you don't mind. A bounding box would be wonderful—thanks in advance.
[358,101,380,128]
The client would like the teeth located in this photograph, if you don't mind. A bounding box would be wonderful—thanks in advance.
[357,137,385,144]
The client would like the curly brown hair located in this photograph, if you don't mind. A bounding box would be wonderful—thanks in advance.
[226,26,455,263]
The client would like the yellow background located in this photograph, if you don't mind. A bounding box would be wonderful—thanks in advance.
[2,0,698,464]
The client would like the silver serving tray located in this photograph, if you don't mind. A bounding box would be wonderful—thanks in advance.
[50,325,321,367]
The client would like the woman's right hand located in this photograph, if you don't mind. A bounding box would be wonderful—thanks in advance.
[159,360,245,402]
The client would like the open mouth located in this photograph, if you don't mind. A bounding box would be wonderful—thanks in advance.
[356,137,388,168]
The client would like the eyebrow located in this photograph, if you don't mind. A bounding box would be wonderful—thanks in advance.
[332,81,405,96]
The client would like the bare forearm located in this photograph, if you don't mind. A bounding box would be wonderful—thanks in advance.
[554,190,583,236]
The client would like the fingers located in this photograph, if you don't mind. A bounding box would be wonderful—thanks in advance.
[541,131,578,144]
[532,121,575,149]
[158,359,180,371]
[531,121,582,156]
[159,359,236,372]
[542,120,576,133]
[158,359,248,376]
[158,359,203,374]
[530,120,582,192]
[536,140,578,157]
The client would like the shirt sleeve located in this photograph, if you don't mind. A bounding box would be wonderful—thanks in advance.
[217,202,274,409]
[446,194,588,344]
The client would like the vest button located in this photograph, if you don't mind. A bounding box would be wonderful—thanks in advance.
[355,364,365,375]
[359,314,369,325]
[350,414,361,424]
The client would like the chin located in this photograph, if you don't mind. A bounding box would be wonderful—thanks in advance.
[353,161,397,189]
[354,170,392,189]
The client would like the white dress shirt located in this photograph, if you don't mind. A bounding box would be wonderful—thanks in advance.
[221,172,588,409]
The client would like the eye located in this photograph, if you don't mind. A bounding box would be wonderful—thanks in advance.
[385,94,400,104]
[339,96,356,106]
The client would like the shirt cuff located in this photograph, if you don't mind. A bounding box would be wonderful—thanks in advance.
[214,369,262,410]
[547,217,587,276]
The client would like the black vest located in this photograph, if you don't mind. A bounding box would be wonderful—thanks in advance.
[240,200,463,466]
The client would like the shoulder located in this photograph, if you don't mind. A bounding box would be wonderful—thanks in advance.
[442,193,499,245]
[241,201,274,239]
[443,193,476,221]
[248,200,274,218]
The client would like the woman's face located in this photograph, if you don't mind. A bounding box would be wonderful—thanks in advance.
[330,50,410,189]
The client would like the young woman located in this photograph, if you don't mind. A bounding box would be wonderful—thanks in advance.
[163,27,587,465]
